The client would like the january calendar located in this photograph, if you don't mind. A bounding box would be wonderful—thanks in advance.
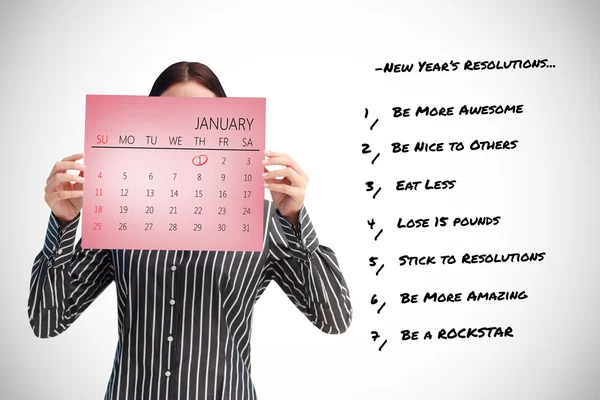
[82,95,266,251]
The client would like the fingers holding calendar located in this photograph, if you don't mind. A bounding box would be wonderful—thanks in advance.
[262,151,308,178]
[262,150,308,224]
[44,152,87,226]
[45,153,86,183]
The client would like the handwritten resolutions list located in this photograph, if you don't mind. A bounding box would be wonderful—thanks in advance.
[364,58,553,350]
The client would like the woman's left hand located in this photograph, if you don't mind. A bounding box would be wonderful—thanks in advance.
[262,150,308,227]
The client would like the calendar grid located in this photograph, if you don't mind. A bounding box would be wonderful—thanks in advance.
[82,94,265,251]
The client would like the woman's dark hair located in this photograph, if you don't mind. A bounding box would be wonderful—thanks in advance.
[148,61,227,97]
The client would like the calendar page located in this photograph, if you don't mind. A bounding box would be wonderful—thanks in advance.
[82,94,265,251]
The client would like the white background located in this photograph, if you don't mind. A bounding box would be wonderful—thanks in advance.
[2,0,599,399]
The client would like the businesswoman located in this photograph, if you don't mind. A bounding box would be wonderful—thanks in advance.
[27,61,352,400]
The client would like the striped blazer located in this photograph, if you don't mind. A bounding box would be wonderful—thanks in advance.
[27,199,352,400]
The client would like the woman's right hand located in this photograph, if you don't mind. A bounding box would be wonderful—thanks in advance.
[44,153,86,228]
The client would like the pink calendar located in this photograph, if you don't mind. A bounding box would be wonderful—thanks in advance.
[82,95,265,251]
